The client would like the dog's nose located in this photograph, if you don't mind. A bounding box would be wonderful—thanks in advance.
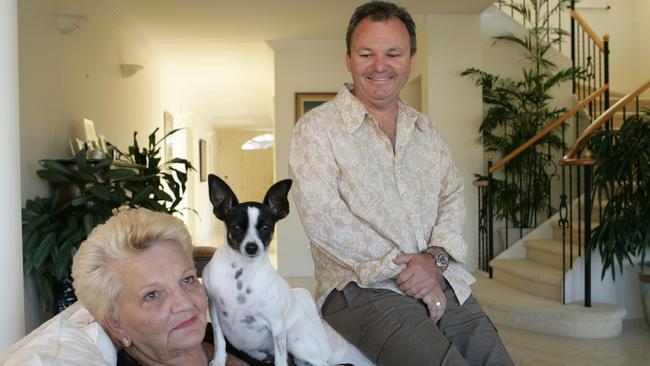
[244,243,258,255]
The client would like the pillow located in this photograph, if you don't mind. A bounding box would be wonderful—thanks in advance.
[0,303,116,366]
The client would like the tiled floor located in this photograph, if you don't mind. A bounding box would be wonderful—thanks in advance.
[498,319,650,366]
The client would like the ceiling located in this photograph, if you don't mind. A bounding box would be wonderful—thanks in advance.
[115,0,493,42]
[103,0,493,128]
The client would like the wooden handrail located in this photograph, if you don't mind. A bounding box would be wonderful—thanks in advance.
[489,84,608,174]
[562,80,650,163]
[570,10,605,51]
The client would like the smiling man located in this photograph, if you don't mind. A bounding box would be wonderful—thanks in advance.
[289,1,514,365]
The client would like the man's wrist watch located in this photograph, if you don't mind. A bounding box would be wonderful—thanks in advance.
[424,247,449,272]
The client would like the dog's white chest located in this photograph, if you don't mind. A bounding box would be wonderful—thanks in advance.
[204,250,285,353]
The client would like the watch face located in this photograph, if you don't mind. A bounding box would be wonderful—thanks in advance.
[437,254,449,269]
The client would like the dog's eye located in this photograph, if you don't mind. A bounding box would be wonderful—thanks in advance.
[230,225,242,232]
[260,224,271,231]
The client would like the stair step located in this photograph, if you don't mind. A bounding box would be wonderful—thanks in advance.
[490,259,562,301]
[524,239,582,270]
[471,273,626,339]
[551,219,599,242]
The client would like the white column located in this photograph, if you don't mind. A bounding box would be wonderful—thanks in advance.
[0,0,25,350]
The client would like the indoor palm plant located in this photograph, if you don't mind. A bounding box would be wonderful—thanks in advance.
[463,0,583,233]
[588,111,650,325]
[22,127,194,310]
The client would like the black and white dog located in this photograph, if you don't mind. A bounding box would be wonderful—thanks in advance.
[203,174,372,366]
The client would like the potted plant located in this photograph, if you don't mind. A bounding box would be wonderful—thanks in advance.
[22,127,194,312]
[588,110,650,326]
[462,0,583,247]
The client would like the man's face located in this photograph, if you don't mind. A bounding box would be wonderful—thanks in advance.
[346,16,416,110]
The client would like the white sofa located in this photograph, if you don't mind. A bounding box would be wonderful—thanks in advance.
[0,302,116,366]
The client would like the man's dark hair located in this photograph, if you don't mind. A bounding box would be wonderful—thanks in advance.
[346,1,417,55]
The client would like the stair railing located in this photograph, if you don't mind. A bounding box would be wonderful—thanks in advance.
[570,3,611,113]
[476,86,608,276]
[560,80,650,307]
[478,0,611,303]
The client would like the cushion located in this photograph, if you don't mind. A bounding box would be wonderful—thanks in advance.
[0,302,116,366]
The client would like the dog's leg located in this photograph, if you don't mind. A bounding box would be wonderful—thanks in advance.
[272,330,289,366]
[209,299,227,366]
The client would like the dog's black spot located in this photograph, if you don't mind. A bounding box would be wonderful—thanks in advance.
[237,294,246,304]
[237,280,243,290]
[231,262,236,268]
[235,268,243,279]
[222,311,228,318]
[246,286,252,295]
[241,315,255,325]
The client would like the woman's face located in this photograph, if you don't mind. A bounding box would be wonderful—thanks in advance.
[107,241,208,359]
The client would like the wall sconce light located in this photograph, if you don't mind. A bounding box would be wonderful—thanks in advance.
[120,64,144,78]
[55,13,87,34]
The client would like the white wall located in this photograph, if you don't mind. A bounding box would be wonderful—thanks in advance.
[426,14,483,272]
[578,0,650,93]
[1,0,25,350]
[19,0,163,201]
[269,40,348,277]
[19,0,165,330]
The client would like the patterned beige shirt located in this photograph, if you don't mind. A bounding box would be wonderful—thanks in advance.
[289,84,475,309]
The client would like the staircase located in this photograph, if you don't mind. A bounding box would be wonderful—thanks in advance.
[470,0,633,339]
[472,196,626,339]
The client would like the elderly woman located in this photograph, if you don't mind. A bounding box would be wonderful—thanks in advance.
[71,208,254,366]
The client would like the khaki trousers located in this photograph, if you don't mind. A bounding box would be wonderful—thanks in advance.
[322,280,514,366]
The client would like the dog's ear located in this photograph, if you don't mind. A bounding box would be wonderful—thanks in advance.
[208,174,239,220]
[263,179,292,220]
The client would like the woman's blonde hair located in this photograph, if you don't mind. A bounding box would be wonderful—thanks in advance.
[71,208,193,321]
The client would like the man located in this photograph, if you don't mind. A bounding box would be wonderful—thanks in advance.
[289,1,514,365]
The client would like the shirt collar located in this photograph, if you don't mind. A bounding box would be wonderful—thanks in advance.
[334,83,422,134]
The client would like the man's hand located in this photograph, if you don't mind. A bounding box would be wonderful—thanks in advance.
[394,253,447,322]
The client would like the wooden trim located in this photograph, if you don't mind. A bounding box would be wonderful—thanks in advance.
[570,10,605,51]
[559,158,597,166]
[473,180,488,187]
[562,80,650,162]
[489,85,608,174]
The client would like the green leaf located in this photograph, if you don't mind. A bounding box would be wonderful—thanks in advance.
[83,214,95,236]
[153,189,173,202]
[53,241,74,279]
[36,170,71,183]
[71,195,92,206]
[132,186,155,203]
[89,185,110,201]
[32,232,57,269]
[39,160,71,174]
[34,273,54,302]
[104,169,136,180]
[70,170,98,182]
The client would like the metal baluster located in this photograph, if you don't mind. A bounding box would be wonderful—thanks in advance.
[584,156,593,307]
[488,156,494,278]
[560,121,568,304]
[571,3,576,94]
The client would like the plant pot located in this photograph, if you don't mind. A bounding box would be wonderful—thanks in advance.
[498,227,533,252]
[640,263,650,328]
